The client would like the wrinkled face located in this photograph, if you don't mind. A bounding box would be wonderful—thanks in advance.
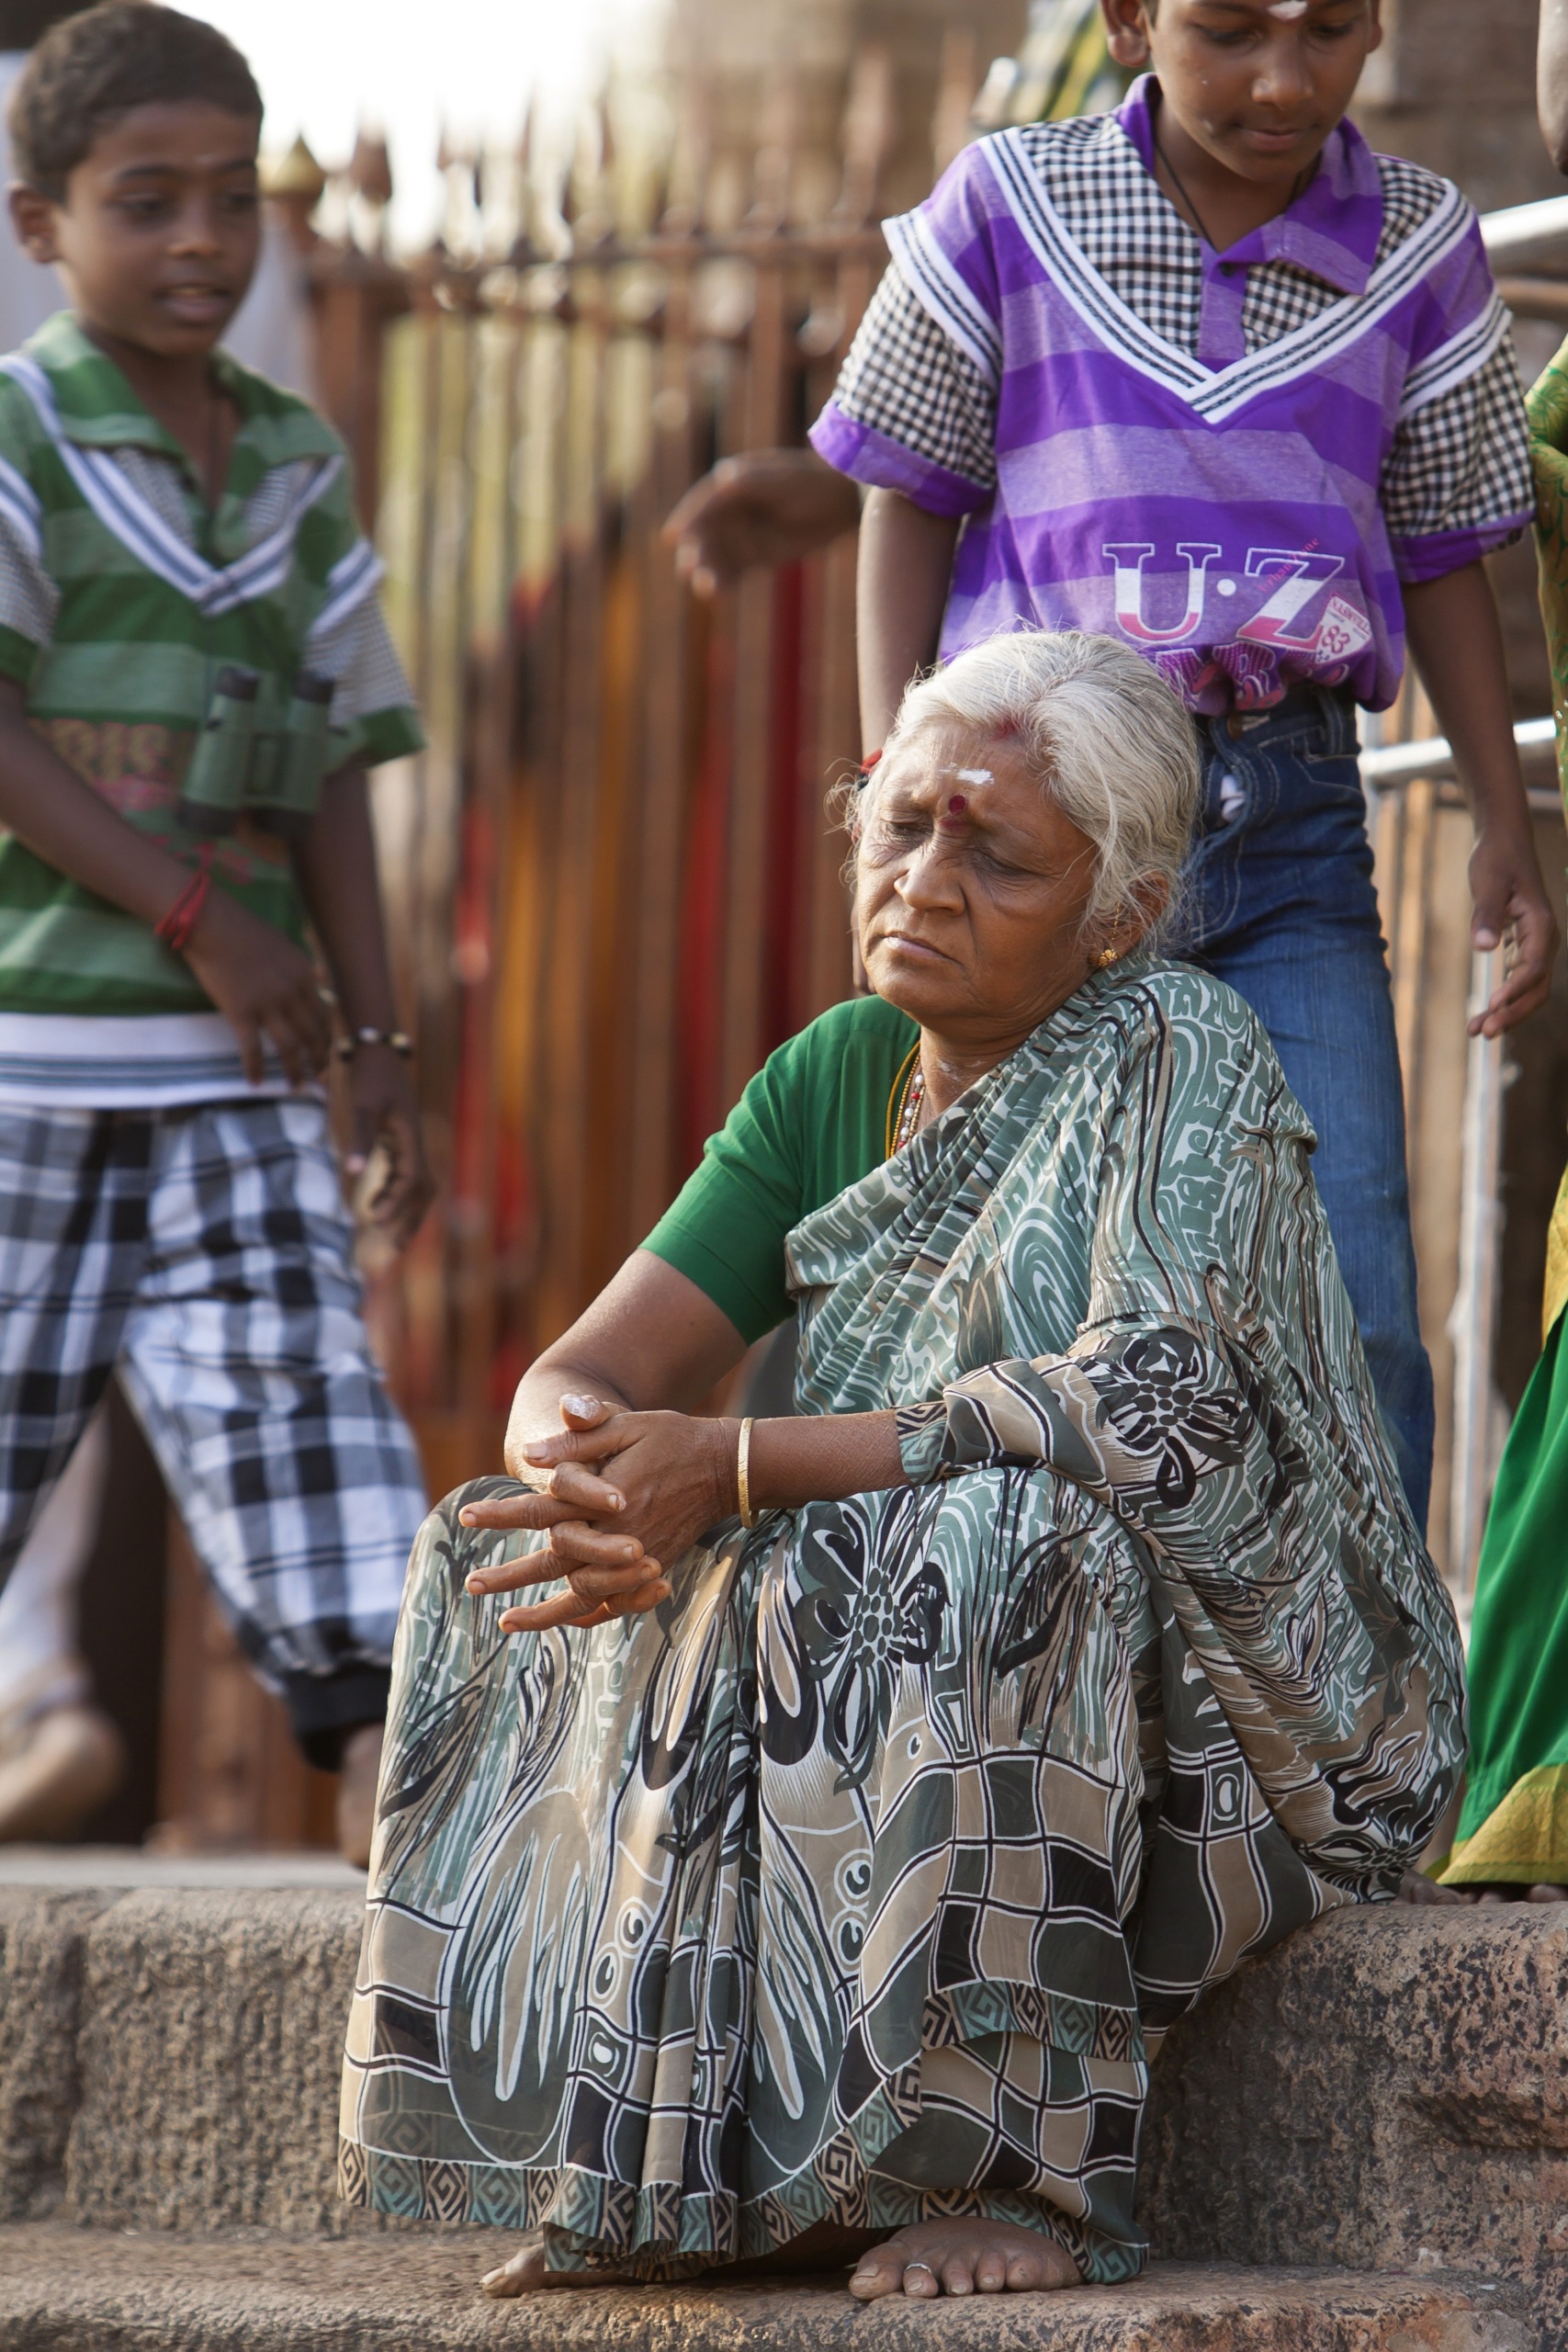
[854,720,1110,1043]
[1102,0,1382,189]
[10,102,261,358]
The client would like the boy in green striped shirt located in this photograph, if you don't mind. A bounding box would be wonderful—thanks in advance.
[0,1,430,1861]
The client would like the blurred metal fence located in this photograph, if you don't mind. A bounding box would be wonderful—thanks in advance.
[298,55,966,1440]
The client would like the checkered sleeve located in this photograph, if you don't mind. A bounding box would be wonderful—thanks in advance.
[833,266,997,490]
[810,263,998,516]
[1382,334,1533,580]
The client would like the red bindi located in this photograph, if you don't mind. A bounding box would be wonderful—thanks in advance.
[947,794,967,814]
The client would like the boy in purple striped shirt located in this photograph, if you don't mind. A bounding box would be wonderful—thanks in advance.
[686,0,1556,1531]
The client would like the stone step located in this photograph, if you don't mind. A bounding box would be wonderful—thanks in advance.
[1143,1903,1568,2348]
[0,2229,1532,2352]
[2,1859,1565,2341]
[0,1877,362,2233]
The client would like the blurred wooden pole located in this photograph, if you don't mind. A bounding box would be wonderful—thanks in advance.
[627,213,701,1237]
[718,73,794,1111]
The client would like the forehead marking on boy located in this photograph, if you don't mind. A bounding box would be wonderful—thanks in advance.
[1267,2,1310,17]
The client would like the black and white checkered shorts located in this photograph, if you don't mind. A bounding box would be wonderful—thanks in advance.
[0,1095,427,1751]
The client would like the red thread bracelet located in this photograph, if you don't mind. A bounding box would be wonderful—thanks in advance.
[154,846,214,956]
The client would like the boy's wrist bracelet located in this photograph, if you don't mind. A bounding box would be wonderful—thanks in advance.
[153,847,214,956]
[334,1026,413,1061]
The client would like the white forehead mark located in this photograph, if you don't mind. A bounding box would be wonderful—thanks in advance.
[1268,2,1309,17]
[955,767,993,785]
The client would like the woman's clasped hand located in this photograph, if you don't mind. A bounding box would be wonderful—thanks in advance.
[457,1396,732,1631]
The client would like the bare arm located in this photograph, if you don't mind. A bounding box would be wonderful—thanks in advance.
[1403,562,1559,1036]
[856,488,961,752]
[463,1249,905,1630]
[0,676,328,1081]
[1542,0,1568,173]
[502,1250,754,1469]
[293,761,433,1246]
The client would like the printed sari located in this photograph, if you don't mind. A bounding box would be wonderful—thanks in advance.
[338,956,1463,2280]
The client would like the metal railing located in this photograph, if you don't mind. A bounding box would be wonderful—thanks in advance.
[1359,716,1562,810]
[1480,191,1568,267]
[1482,193,1568,322]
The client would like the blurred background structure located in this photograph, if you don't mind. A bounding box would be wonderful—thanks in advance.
[24,0,1568,1849]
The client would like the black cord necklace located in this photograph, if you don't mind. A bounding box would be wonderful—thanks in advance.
[1154,131,1219,248]
[1154,130,1307,254]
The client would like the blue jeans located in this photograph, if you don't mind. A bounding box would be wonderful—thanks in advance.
[1181,687,1435,1531]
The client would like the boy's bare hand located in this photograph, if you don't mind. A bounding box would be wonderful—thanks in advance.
[1405,564,1562,1039]
[663,450,860,596]
[344,1045,434,1250]
[182,894,331,1085]
[1468,826,1560,1037]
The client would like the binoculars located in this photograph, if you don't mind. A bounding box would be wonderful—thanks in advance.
[177,665,336,842]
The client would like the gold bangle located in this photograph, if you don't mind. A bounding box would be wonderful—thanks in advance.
[737,1416,758,1529]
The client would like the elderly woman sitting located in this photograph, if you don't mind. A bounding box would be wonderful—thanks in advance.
[338,630,1462,2301]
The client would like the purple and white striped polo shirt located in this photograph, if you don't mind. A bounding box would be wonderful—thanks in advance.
[809,80,1529,715]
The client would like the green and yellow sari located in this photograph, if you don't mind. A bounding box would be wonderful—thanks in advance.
[1442,340,1568,1890]
[338,958,1463,2279]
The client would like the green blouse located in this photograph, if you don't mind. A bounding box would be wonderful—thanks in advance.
[643,994,919,1340]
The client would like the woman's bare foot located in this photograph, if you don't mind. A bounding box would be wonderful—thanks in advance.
[1396,1870,1463,1905]
[847,2218,1079,2300]
[480,2238,542,2298]
[480,2234,634,2298]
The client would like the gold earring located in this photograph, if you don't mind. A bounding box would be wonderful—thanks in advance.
[1094,944,1118,969]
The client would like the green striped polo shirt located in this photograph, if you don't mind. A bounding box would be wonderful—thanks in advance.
[0,312,423,1044]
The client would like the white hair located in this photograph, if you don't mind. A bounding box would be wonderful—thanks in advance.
[868,629,1201,944]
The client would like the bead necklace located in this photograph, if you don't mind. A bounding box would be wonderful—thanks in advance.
[893,1062,926,1151]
